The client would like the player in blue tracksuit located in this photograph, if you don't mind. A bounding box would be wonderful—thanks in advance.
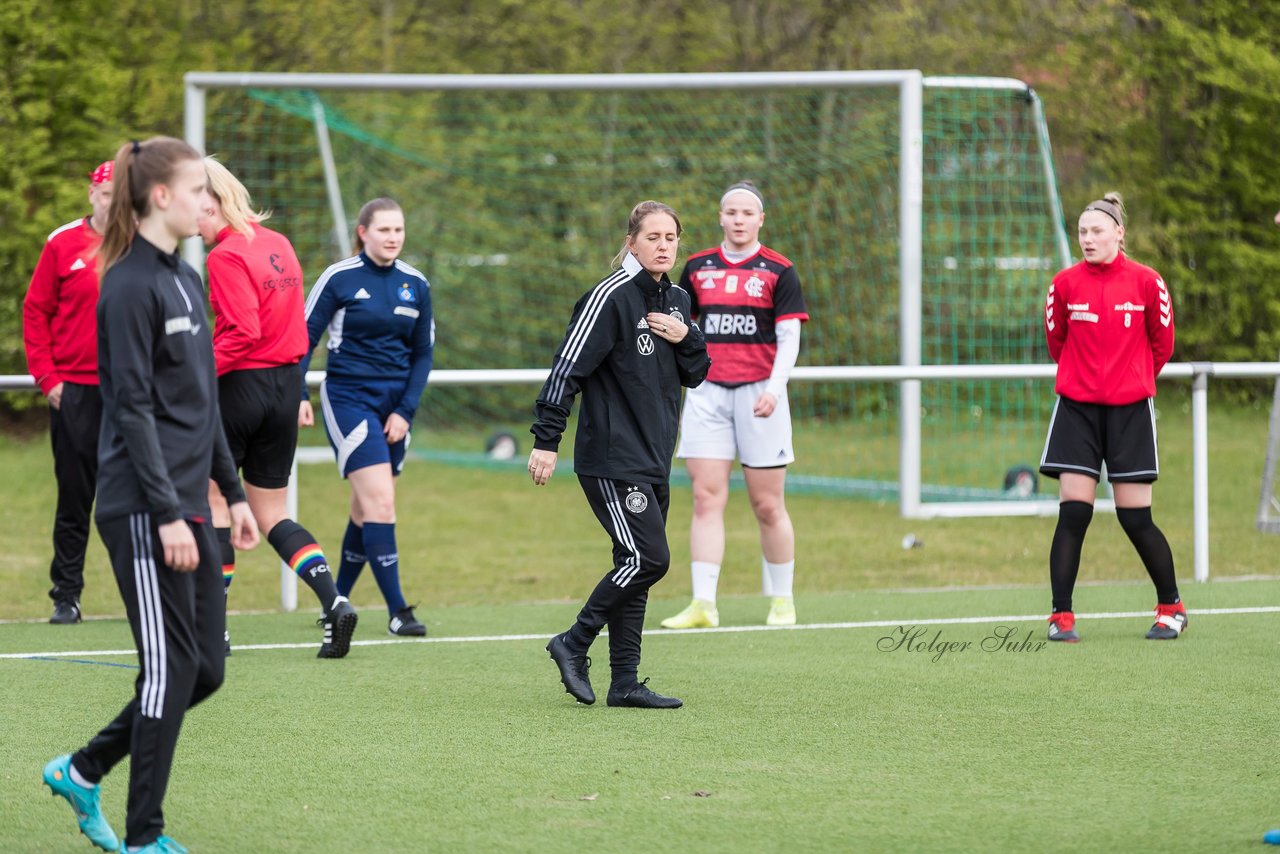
[299,198,434,637]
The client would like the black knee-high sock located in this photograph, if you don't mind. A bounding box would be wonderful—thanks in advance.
[216,526,235,597]
[266,520,340,613]
[1116,506,1180,605]
[1050,501,1093,612]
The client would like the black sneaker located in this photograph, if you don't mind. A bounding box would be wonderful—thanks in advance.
[546,632,594,705]
[607,678,682,709]
[318,598,359,658]
[50,600,81,625]
[1145,603,1188,640]
[388,605,426,637]
[224,629,232,657]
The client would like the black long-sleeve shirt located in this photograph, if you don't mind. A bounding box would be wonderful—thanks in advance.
[95,233,244,524]
[532,252,710,483]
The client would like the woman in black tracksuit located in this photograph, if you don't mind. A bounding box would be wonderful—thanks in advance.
[530,200,710,709]
[41,136,257,853]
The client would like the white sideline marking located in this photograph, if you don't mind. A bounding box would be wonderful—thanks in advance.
[3,606,1279,660]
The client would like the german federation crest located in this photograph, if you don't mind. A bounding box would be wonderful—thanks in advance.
[625,488,648,514]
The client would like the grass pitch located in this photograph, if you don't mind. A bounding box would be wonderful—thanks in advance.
[3,581,1279,851]
[2,401,1279,850]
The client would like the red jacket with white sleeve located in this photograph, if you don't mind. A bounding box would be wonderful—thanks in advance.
[22,217,102,393]
[1044,252,1174,406]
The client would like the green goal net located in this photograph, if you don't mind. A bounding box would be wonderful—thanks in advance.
[197,74,1070,512]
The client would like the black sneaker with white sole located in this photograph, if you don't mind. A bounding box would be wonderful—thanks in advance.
[388,605,427,637]
[50,600,81,625]
[318,598,359,658]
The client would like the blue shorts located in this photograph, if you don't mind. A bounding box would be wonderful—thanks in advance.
[318,378,410,478]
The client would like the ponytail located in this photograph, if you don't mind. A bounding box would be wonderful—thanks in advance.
[98,136,203,275]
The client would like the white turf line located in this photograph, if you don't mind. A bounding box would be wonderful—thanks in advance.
[3,606,1279,660]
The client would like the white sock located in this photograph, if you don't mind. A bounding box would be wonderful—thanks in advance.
[761,556,773,596]
[68,763,93,789]
[690,562,720,604]
[764,559,795,599]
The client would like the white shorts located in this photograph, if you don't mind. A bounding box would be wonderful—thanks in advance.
[676,379,795,467]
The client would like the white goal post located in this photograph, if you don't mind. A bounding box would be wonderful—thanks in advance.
[183,68,1071,525]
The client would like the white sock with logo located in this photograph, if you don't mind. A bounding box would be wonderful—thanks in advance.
[690,562,720,604]
[764,559,795,599]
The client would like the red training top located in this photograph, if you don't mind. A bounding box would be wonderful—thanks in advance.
[207,223,309,375]
[1045,251,1174,406]
[23,218,102,393]
[678,244,809,386]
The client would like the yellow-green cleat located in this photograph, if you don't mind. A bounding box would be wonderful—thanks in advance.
[660,599,719,629]
[766,597,796,626]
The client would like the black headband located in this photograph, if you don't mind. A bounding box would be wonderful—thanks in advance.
[1083,200,1122,227]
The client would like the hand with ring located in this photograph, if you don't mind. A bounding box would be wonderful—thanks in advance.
[646,312,687,343]
[528,448,558,486]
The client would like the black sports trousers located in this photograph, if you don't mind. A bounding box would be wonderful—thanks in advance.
[47,382,102,603]
[72,513,224,848]
[571,476,671,677]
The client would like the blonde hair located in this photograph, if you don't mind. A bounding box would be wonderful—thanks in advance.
[612,200,682,269]
[1082,191,1126,250]
[204,156,269,240]
[99,136,203,274]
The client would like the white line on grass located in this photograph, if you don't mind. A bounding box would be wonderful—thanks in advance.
[3,606,1278,660]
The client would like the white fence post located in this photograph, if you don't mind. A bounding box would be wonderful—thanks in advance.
[1191,366,1211,582]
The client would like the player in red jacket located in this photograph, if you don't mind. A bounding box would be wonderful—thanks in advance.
[1039,192,1185,642]
[199,157,356,658]
[22,160,114,624]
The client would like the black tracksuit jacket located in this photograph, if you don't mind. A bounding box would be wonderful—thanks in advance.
[95,234,244,524]
[532,253,711,483]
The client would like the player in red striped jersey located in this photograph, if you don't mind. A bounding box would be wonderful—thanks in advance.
[22,160,114,625]
[662,182,809,630]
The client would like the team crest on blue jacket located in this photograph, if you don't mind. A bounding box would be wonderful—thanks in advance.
[625,487,648,514]
[399,284,416,302]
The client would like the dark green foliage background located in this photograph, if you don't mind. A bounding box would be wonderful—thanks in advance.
[4,0,1279,403]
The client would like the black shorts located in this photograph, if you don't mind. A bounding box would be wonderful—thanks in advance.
[1039,396,1158,483]
[218,365,301,489]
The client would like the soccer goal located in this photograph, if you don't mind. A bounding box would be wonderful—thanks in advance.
[185,70,1072,519]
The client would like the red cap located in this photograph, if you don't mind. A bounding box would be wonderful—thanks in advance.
[90,161,114,185]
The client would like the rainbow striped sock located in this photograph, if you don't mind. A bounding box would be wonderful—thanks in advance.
[289,544,328,579]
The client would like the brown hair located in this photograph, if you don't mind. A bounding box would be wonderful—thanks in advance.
[98,136,203,274]
[353,197,402,254]
[612,200,683,269]
[204,156,269,240]
[1082,191,1127,250]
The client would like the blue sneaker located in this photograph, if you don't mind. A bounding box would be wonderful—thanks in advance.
[42,754,119,851]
